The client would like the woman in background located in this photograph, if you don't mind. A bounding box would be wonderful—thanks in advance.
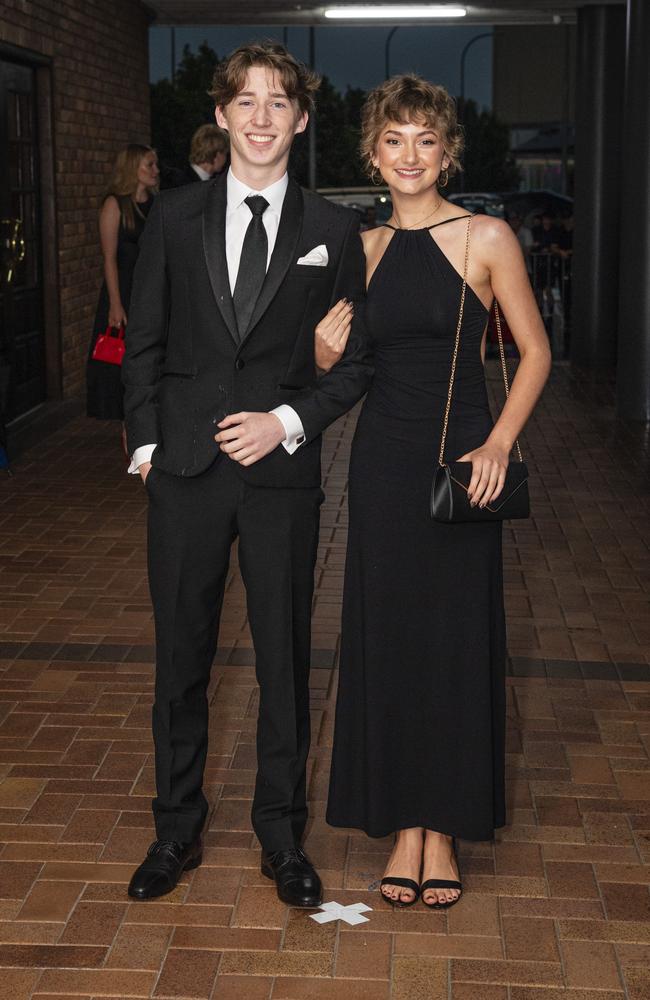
[86,144,158,425]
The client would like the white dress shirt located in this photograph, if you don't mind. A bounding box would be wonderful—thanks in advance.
[191,163,212,181]
[129,168,305,474]
[225,170,287,292]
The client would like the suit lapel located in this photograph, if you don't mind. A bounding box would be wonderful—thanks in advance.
[240,179,304,345]
[202,174,239,345]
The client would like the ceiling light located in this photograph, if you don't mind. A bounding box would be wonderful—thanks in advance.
[324,6,467,20]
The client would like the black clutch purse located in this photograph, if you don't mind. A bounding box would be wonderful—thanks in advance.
[431,460,529,522]
[430,216,530,524]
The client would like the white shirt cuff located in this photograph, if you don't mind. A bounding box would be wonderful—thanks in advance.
[128,443,156,474]
[271,405,305,455]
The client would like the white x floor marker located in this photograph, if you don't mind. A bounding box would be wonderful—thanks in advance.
[309,901,372,926]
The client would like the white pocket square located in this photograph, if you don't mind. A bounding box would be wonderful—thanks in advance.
[296,244,328,266]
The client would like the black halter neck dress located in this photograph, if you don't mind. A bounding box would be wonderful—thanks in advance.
[326,216,507,841]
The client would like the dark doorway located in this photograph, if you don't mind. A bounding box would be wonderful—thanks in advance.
[0,58,45,423]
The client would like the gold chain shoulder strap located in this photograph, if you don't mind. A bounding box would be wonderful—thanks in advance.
[437,215,523,466]
[438,216,471,466]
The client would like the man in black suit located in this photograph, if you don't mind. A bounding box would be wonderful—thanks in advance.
[162,123,229,188]
[123,42,371,907]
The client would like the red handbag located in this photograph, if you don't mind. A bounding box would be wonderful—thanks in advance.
[92,323,126,365]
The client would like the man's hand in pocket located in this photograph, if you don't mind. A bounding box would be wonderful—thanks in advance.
[139,462,153,483]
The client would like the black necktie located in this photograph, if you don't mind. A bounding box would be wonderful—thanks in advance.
[233,194,269,341]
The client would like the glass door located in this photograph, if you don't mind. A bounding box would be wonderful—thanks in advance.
[0,58,45,422]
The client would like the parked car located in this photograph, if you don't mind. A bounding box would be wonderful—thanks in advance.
[318,187,392,229]
[447,192,505,217]
[501,190,573,225]
[449,190,573,226]
[321,187,573,232]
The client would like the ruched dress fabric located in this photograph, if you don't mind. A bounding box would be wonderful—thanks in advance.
[86,196,152,420]
[327,218,507,841]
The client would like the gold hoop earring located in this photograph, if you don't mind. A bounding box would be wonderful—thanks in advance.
[438,167,449,189]
[370,164,382,186]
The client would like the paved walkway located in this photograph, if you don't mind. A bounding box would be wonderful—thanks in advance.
[0,364,648,1000]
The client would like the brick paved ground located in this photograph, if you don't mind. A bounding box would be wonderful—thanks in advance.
[0,363,649,1000]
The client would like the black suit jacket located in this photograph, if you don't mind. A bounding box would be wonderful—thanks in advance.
[158,163,201,190]
[174,164,203,187]
[122,173,373,488]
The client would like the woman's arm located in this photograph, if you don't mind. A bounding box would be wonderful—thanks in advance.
[459,217,552,508]
[290,216,373,445]
[314,227,378,373]
[99,196,126,328]
[121,194,169,466]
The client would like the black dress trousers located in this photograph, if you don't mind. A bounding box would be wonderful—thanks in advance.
[146,454,323,852]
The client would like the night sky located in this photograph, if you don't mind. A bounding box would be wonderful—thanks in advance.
[149,24,493,108]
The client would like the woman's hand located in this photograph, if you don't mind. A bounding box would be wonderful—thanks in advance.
[457,440,510,508]
[315,298,354,372]
[108,303,127,329]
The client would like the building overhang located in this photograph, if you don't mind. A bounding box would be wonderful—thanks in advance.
[143,1,624,27]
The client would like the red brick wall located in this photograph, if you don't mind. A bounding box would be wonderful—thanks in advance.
[0,0,151,399]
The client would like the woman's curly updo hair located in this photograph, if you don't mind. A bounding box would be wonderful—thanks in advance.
[360,74,464,183]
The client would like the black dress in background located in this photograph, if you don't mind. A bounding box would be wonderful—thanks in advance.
[327,217,507,842]
[86,196,152,420]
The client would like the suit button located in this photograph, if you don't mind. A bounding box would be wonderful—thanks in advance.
[235,358,245,370]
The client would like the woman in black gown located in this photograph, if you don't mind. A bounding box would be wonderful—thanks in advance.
[321,76,550,908]
[87,144,159,422]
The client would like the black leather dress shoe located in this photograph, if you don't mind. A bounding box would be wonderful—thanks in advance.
[261,847,323,907]
[128,839,202,900]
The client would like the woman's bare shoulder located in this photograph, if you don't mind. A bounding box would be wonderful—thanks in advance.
[100,195,121,218]
[468,214,520,263]
[361,225,390,254]
[470,213,514,245]
[361,226,380,247]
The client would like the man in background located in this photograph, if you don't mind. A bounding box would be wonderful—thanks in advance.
[161,124,229,188]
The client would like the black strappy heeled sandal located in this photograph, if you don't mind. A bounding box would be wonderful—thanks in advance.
[379,876,420,908]
[420,838,462,910]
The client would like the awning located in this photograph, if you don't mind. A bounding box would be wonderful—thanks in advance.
[143,1,624,27]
